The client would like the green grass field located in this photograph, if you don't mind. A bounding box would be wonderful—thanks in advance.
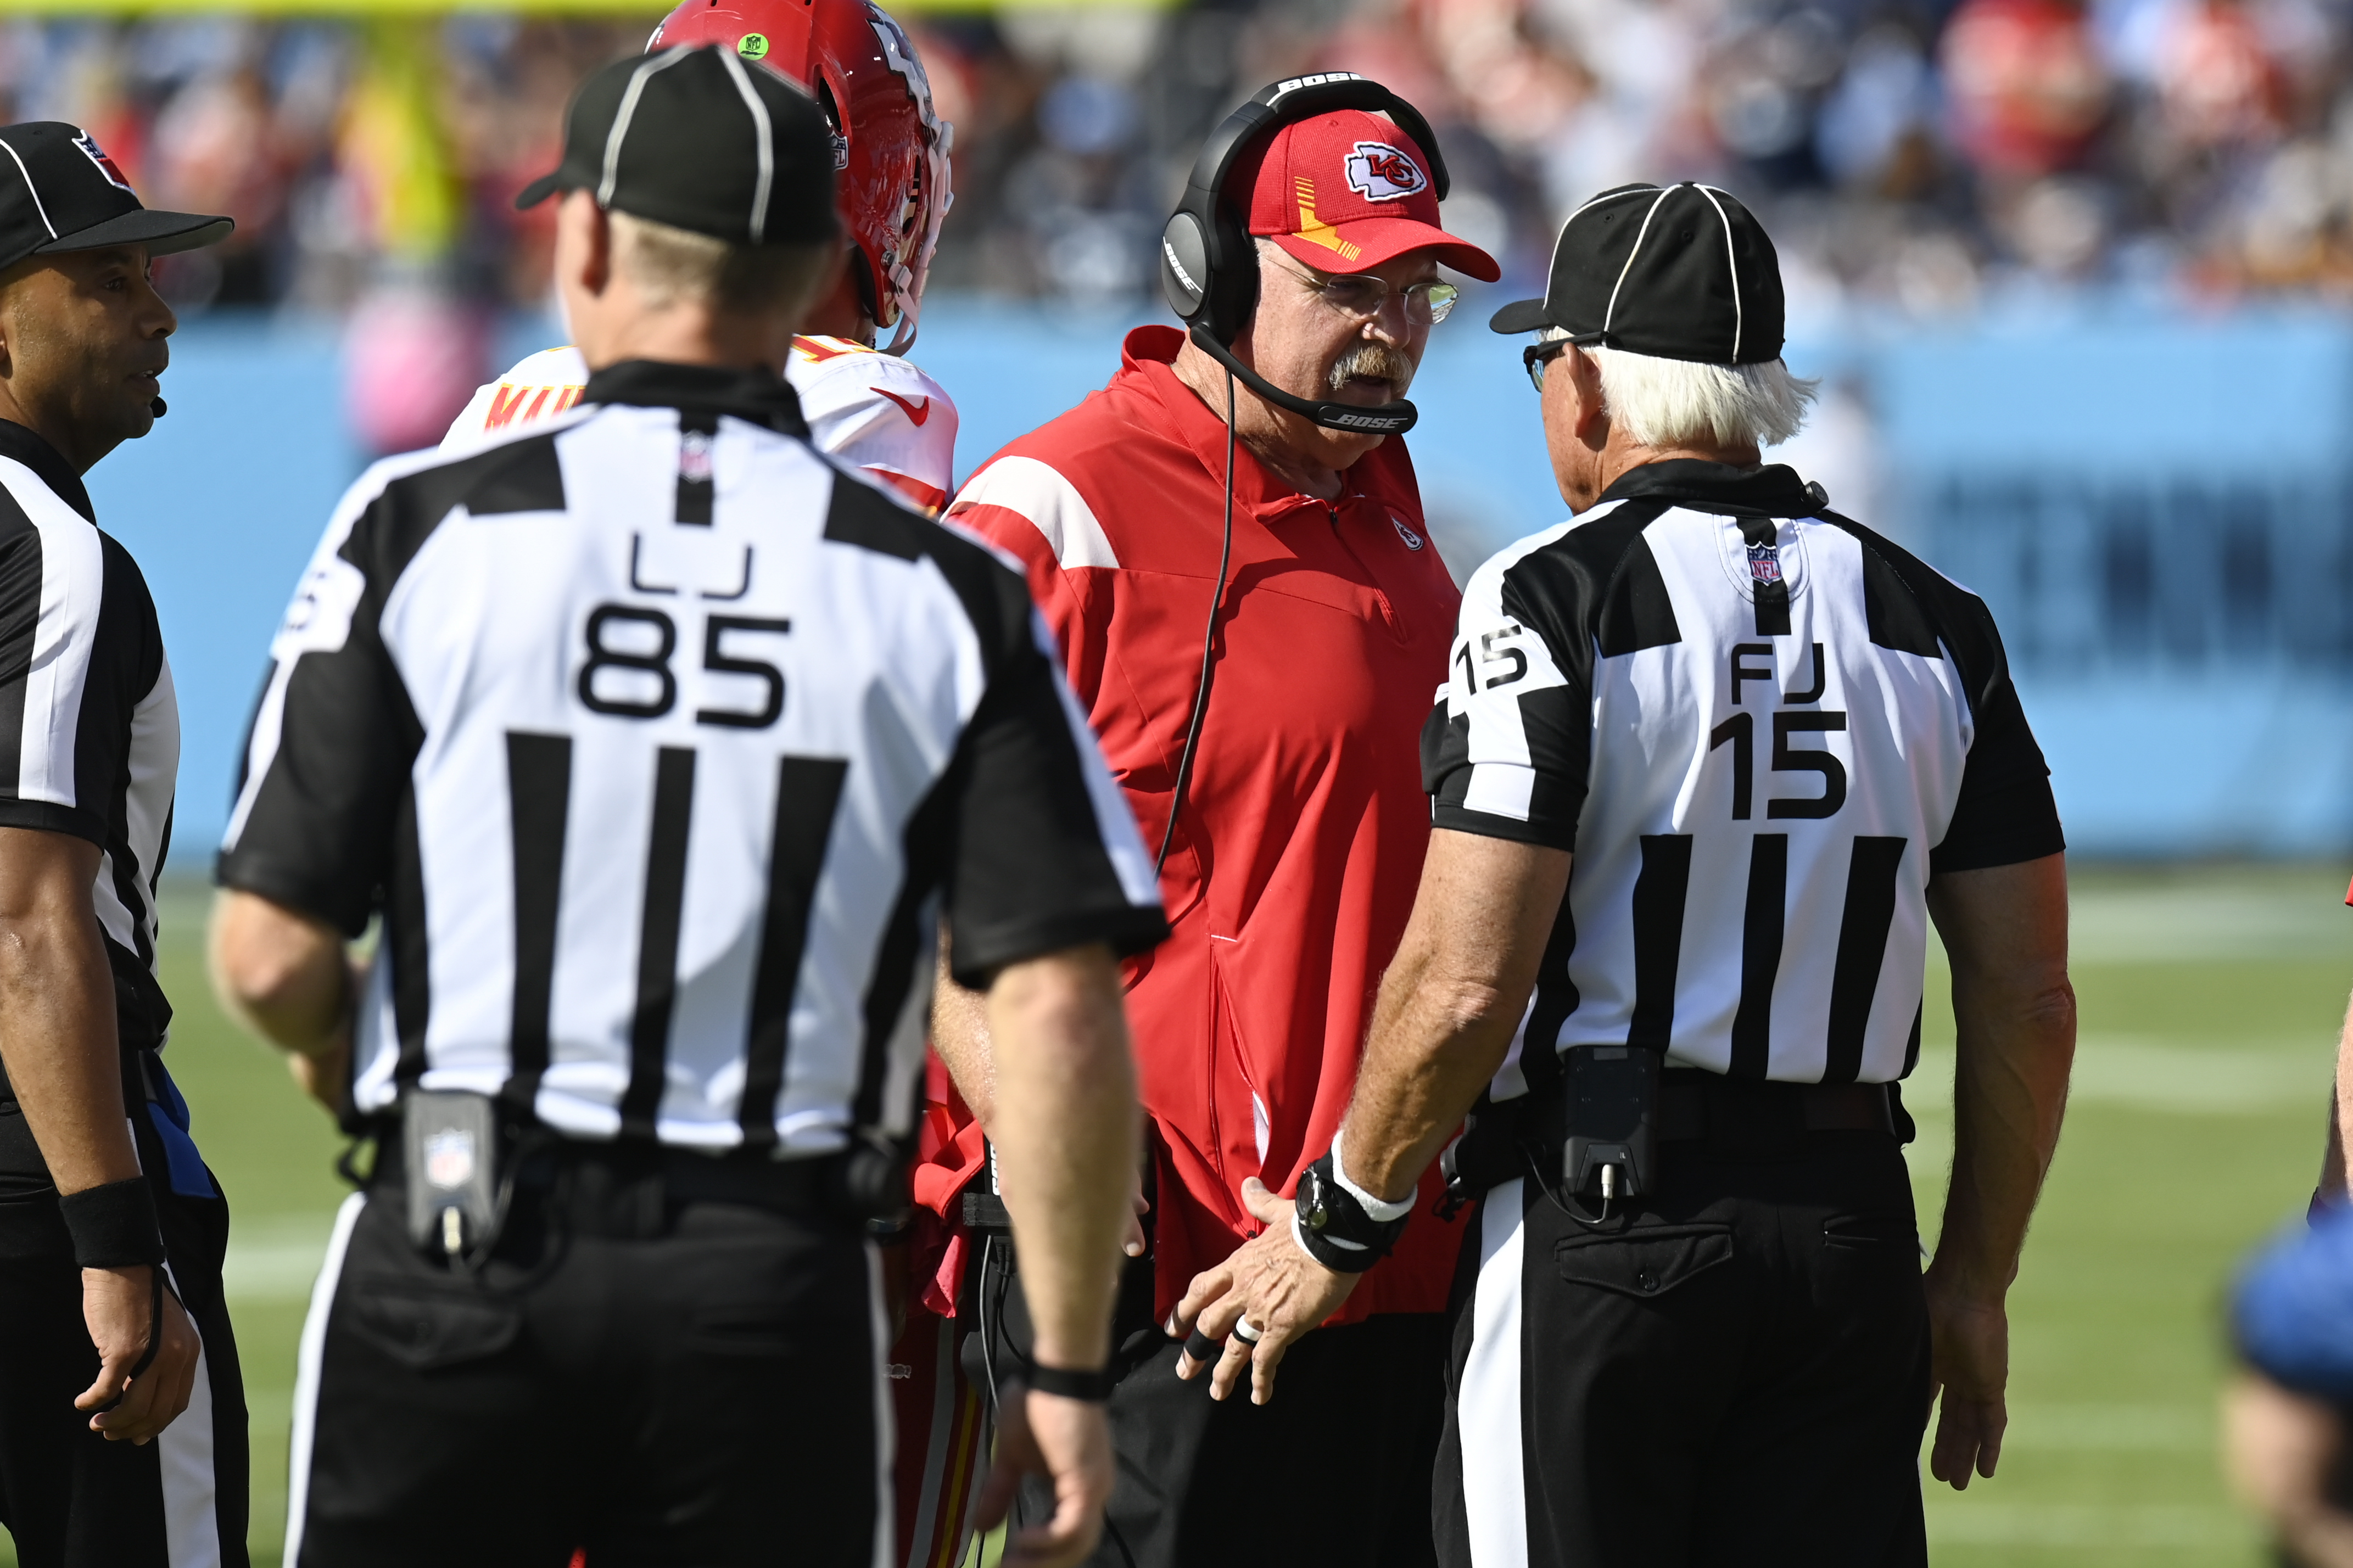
[4,863,2345,1565]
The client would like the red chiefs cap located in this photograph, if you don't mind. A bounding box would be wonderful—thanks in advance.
[1235,109,1500,282]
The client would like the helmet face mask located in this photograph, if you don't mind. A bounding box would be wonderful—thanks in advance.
[650,0,953,352]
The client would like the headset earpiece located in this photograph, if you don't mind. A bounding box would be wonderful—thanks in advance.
[1159,210,1212,324]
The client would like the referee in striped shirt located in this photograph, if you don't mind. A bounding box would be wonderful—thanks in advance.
[209,49,1164,1568]
[0,124,241,1568]
[1176,185,2077,1564]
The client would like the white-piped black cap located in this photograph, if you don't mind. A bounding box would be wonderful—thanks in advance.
[1490,182,1785,366]
[0,122,232,275]
[517,44,837,248]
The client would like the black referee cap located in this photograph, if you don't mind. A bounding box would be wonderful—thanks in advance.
[0,122,232,276]
[1490,182,1785,366]
[518,46,838,247]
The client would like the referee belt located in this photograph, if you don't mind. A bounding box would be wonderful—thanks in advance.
[368,1124,858,1229]
[1439,1069,1911,1214]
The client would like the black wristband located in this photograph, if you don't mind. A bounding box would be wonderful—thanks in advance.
[1026,1361,1117,1402]
[1292,1152,1409,1274]
[57,1177,165,1269]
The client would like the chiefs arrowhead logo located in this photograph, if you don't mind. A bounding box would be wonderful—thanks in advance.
[875,387,931,426]
[1344,141,1427,203]
[71,131,133,193]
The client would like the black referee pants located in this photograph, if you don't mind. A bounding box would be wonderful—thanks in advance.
[286,1146,884,1568]
[970,1239,1447,1568]
[1436,1129,1930,1568]
[0,1100,250,1568]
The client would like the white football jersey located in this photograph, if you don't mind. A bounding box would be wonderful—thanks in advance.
[1425,460,2062,1090]
[233,359,1159,1151]
[444,337,960,513]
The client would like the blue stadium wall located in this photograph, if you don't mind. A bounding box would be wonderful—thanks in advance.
[102,301,2353,863]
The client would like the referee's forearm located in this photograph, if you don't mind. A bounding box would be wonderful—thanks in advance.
[208,890,352,1061]
[1934,976,2075,1295]
[1342,832,1572,1199]
[985,943,1139,1373]
[1342,949,1520,1202]
[0,874,137,1194]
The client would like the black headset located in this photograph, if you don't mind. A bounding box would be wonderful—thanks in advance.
[1158,72,1451,438]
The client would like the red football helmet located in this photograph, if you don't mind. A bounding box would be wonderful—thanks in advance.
[651,0,954,353]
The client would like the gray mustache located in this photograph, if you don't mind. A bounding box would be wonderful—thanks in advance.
[1327,344,1415,395]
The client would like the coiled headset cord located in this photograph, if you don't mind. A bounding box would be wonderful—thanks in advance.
[1154,370,1238,877]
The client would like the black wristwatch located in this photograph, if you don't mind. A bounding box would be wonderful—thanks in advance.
[1292,1152,1409,1274]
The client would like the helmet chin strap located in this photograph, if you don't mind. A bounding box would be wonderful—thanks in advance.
[1186,325,1417,436]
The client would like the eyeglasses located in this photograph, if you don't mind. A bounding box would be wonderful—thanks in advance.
[1524,338,1570,393]
[1264,247,1460,326]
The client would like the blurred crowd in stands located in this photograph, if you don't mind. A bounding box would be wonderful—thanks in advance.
[10,0,2353,333]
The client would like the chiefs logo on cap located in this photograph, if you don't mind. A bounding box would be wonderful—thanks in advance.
[1344,141,1427,203]
[71,130,133,194]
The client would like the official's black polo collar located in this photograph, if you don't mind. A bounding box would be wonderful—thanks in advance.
[580,359,810,438]
[1597,458,1827,520]
[0,419,93,523]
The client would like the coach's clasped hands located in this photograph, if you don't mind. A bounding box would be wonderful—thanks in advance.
[1167,1177,1358,1405]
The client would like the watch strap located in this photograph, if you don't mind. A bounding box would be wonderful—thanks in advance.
[1292,1151,1409,1273]
[1026,1361,1119,1402]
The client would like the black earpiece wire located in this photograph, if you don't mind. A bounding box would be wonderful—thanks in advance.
[1154,369,1238,878]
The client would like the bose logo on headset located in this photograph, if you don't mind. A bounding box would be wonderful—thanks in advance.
[1161,238,1203,298]
[1269,71,1368,99]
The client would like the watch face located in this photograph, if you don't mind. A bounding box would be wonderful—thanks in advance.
[1299,1167,1330,1231]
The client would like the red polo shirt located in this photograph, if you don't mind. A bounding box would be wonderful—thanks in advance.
[947,326,1463,1322]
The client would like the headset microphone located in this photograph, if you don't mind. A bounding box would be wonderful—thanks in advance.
[149,397,166,418]
[1183,325,1416,435]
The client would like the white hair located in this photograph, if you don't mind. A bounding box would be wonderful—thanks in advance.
[1562,333,1818,449]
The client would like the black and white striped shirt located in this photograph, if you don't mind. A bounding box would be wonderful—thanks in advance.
[0,421,177,1061]
[1423,460,2061,1092]
[219,360,1166,1155]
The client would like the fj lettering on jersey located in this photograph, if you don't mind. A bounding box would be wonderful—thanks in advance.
[1422,462,2059,1092]
[222,366,1161,1156]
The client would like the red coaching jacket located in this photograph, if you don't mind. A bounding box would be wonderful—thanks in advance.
[947,325,1464,1322]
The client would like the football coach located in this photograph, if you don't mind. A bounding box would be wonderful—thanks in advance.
[1184,183,2078,1565]
[209,48,1162,1568]
[0,125,244,1567]
[940,74,1496,1567]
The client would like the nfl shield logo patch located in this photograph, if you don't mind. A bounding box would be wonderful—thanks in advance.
[1747,540,1783,586]
[71,131,133,193]
[424,1129,476,1191]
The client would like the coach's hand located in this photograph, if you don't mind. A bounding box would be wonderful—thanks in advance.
[1169,1177,1359,1406]
[974,1384,1114,1567]
[77,1264,200,1444]
[1923,1270,2009,1489]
